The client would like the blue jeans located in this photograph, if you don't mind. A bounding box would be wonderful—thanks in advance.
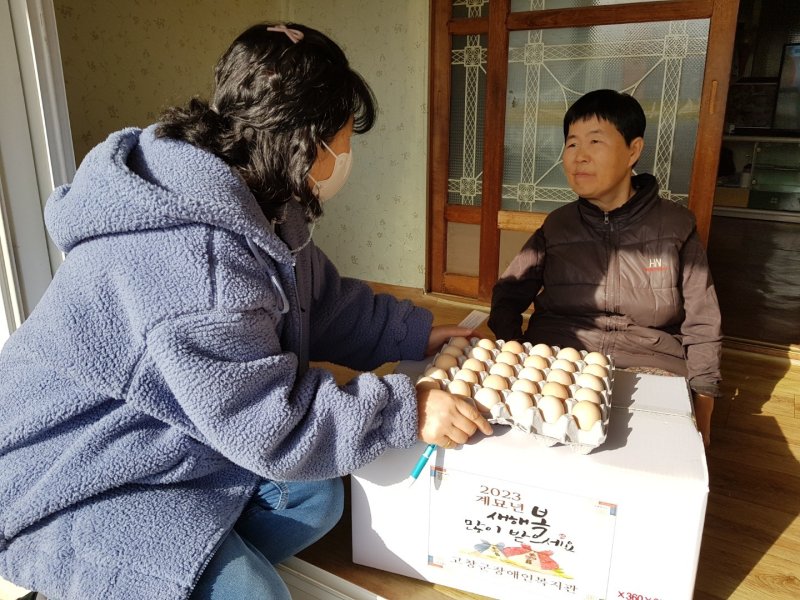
[190,478,344,600]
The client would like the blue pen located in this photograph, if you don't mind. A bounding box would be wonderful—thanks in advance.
[405,443,437,488]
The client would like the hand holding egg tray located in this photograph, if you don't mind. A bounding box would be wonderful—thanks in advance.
[417,337,614,454]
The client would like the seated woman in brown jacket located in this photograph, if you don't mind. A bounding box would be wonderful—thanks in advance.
[488,89,721,447]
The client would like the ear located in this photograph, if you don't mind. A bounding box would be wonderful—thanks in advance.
[628,137,644,167]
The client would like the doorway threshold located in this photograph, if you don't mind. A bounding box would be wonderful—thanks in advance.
[277,557,386,600]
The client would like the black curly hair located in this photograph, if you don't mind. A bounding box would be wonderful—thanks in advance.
[156,22,377,222]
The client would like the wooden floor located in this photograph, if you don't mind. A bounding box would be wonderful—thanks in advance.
[300,283,800,600]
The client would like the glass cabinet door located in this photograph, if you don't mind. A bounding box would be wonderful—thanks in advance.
[749,141,800,212]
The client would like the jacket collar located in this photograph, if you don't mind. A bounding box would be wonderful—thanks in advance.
[577,173,659,227]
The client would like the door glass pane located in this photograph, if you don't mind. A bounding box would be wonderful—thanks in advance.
[511,0,669,10]
[498,229,532,276]
[502,19,709,213]
[449,34,488,206]
[452,0,490,19]
[749,141,800,212]
[446,222,481,276]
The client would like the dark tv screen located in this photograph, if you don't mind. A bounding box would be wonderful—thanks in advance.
[773,43,800,131]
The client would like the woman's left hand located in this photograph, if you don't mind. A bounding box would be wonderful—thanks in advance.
[425,325,476,356]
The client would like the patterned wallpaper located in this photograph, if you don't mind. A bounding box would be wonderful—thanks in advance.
[54,0,429,288]
[285,3,430,288]
[54,0,285,161]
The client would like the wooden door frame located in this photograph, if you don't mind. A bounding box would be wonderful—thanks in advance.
[427,0,739,301]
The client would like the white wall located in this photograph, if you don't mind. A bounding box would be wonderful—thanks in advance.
[54,0,431,289]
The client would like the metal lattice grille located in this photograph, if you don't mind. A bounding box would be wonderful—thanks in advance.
[448,34,488,205]
[453,0,490,19]
[500,20,707,211]
[511,0,671,10]
[446,8,708,211]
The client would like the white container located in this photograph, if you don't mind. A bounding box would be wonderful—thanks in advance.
[352,369,707,600]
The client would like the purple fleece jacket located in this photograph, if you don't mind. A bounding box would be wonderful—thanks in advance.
[0,126,432,599]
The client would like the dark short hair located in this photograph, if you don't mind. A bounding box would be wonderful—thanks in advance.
[563,89,645,145]
[156,23,377,222]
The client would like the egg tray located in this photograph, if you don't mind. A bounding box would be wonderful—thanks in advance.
[417,338,613,454]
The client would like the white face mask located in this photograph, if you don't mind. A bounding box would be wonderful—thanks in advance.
[309,141,352,202]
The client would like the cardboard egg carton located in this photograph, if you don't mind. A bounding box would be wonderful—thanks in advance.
[416,337,613,454]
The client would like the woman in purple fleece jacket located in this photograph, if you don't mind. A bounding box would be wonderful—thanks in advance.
[0,23,491,600]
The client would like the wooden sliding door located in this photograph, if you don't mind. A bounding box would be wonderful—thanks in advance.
[427,0,739,301]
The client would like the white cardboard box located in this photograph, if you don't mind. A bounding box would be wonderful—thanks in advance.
[352,368,708,600]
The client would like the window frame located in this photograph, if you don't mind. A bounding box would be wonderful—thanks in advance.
[0,0,74,344]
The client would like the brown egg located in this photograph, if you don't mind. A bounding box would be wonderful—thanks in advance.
[489,362,516,378]
[572,400,602,431]
[556,347,582,362]
[540,381,570,400]
[424,367,450,381]
[575,372,605,392]
[476,338,498,351]
[582,363,609,378]
[584,351,610,366]
[518,367,545,382]
[454,368,480,383]
[461,358,486,372]
[574,387,603,405]
[415,377,441,391]
[550,358,577,373]
[506,391,533,416]
[482,374,510,391]
[495,351,521,366]
[449,336,471,349]
[523,355,550,370]
[433,354,459,370]
[447,379,473,398]
[469,346,493,362]
[537,395,566,423]
[501,340,525,354]
[546,368,574,386]
[511,378,539,395]
[474,387,502,414]
[440,345,464,358]
[530,343,555,358]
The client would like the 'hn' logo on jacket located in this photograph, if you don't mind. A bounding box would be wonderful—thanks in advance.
[644,257,668,272]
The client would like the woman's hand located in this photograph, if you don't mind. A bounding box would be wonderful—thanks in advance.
[425,325,476,356]
[692,391,714,448]
[415,386,493,448]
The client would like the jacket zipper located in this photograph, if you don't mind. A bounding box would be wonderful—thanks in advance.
[604,211,617,356]
[292,265,306,372]
[190,475,261,591]
[192,529,228,589]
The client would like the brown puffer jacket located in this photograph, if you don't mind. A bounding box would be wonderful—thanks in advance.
[489,174,722,396]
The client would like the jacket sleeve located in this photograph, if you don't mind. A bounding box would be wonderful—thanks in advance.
[679,230,723,396]
[129,309,419,481]
[488,229,546,341]
[307,246,433,371]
